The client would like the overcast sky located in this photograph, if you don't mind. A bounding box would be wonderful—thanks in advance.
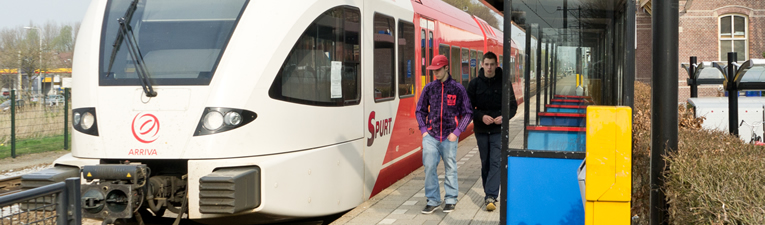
[0,0,93,29]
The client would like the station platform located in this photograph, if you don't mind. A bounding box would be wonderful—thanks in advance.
[331,121,524,225]
[331,75,578,225]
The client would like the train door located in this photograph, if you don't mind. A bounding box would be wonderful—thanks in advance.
[420,18,435,90]
[362,1,415,198]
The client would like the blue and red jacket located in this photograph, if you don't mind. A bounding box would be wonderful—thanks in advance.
[416,75,473,141]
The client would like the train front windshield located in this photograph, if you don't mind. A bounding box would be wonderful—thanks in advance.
[99,0,248,86]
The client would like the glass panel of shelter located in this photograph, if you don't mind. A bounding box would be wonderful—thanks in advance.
[507,0,630,147]
[502,2,634,224]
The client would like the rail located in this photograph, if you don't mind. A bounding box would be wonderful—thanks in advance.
[0,176,21,197]
[0,177,81,225]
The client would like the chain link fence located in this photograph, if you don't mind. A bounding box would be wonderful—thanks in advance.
[0,89,71,159]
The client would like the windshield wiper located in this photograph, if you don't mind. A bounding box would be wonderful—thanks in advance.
[106,0,157,97]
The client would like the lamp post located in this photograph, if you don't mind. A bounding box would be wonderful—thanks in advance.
[24,26,43,96]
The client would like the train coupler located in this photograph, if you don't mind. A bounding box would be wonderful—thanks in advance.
[80,164,149,220]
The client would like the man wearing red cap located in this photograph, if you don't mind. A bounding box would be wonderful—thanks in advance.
[416,54,473,214]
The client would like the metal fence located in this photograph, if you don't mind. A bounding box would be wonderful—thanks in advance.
[0,89,71,159]
[0,177,80,225]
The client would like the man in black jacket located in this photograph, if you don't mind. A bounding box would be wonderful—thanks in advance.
[466,52,517,211]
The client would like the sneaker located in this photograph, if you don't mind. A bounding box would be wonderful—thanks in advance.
[421,205,439,214]
[485,197,496,211]
[443,204,455,213]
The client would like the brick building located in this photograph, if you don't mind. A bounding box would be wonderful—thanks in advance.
[635,0,765,102]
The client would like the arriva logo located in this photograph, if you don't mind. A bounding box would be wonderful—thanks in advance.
[132,113,160,143]
[367,111,392,146]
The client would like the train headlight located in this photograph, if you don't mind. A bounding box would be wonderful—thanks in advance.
[203,111,224,130]
[194,108,257,136]
[72,108,99,136]
[73,112,81,126]
[82,112,95,130]
[224,112,242,126]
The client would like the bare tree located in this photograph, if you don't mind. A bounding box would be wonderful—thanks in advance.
[0,21,76,98]
[52,25,74,53]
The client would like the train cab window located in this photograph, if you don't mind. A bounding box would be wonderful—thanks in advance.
[99,0,248,86]
[269,6,361,106]
[398,21,415,98]
[373,13,396,102]
[470,50,477,81]
[450,47,460,84]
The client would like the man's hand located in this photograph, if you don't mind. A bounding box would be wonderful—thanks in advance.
[448,133,458,142]
[423,132,428,138]
[482,115,494,125]
[493,116,503,124]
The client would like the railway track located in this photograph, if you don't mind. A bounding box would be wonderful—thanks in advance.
[0,176,22,197]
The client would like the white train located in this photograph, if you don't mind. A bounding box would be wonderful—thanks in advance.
[21,0,517,224]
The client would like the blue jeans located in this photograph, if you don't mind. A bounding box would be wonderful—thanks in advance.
[422,134,458,206]
[475,132,502,200]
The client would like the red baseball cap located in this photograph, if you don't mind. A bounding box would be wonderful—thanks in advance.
[426,55,449,70]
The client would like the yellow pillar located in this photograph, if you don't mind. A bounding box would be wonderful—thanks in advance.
[576,74,580,87]
[585,106,632,225]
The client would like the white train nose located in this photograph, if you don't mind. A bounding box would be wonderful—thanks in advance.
[132,88,191,111]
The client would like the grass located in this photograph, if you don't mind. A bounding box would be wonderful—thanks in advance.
[0,104,71,159]
[0,134,70,159]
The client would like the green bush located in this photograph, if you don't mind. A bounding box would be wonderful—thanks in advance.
[665,130,765,224]
[632,81,765,224]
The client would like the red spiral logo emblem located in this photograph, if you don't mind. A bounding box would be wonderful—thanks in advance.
[132,113,160,143]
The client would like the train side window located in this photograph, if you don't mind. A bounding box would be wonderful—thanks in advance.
[450,46,460,85]
[460,48,469,88]
[374,13,396,102]
[398,21,415,98]
[269,6,361,106]
[438,44,450,64]
[499,55,503,69]
[429,31,434,79]
[470,50,476,81]
[476,50,483,77]
[421,29,426,79]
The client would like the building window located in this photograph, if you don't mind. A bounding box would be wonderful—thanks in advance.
[719,14,747,61]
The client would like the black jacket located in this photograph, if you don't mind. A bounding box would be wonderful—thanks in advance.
[467,67,517,134]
